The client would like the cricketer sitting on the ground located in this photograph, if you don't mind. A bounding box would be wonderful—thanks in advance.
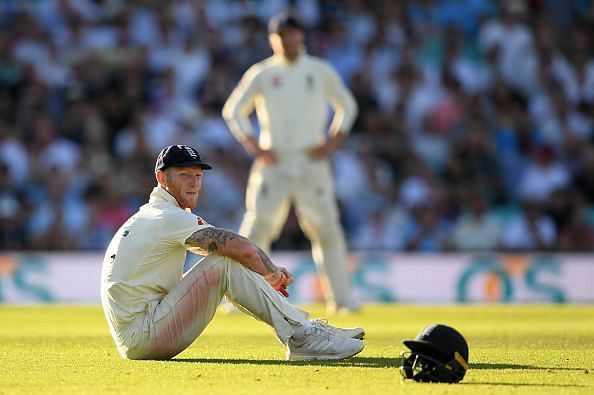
[100,144,365,361]
[222,12,359,314]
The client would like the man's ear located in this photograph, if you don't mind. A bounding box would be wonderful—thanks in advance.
[156,170,167,187]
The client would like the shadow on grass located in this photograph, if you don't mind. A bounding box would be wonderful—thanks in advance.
[171,356,400,368]
[471,362,587,371]
[171,358,589,373]
[461,382,585,388]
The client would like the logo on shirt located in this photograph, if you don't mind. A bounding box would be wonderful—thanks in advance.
[196,216,207,226]
[271,75,282,87]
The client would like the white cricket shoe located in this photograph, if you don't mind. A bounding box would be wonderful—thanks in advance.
[311,318,365,340]
[286,325,364,361]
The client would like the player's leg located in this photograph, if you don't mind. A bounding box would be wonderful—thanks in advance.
[223,256,311,341]
[139,254,310,359]
[294,161,358,314]
[137,255,228,359]
[239,164,291,252]
[221,257,364,360]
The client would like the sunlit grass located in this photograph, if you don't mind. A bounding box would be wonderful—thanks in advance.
[0,304,592,394]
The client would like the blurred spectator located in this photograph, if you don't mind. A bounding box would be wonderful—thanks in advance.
[411,116,451,174]
[558,203,594,251]
[452,190,502,251]
[398,158,435,210]
[490,84,536,197]
[29,113,81,177]
[350,204,406,251]
[402,202,452,252]
[320,17,364,86]
[26,166,86,250]
[479,0,536,94]
[0,162,25,249]
[517,145,570,202]
[573,146,594,204]
[443,117,503,203]
[500,198,557,251]
[428,70,466,136]
[0,122,30,186]
[78,183,113,250]
[546,187,575,233]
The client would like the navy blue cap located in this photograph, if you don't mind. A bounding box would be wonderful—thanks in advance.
[268,12,303,34]
[155,144,212,172]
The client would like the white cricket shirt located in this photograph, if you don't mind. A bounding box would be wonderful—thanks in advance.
[100,186,213,341]
[222,52,358,155]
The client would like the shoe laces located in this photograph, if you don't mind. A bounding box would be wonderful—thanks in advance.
[304,323,335,341]
[311,318,335,333]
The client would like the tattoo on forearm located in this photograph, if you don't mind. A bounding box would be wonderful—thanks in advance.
[187,228,237,252]
[257,247,276,273]
[186,227,277,275]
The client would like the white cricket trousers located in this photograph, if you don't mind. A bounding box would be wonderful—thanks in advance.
[240,156,356,312]
[120,254,309,360]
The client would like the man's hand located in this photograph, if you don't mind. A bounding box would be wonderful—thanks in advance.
[280,267,293,286]
[255,148,278,166]
[307,131,346,160]
[243,136,277,166]
[307,142,335,160]
[264,267,293,297]
[278,267,293,297]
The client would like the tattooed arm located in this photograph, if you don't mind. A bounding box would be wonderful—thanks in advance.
[185,227,281,280]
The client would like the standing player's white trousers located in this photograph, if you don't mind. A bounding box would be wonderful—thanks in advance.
[239,156,357,313]
[118,255,309,360]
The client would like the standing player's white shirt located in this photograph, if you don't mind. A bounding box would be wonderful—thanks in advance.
[222,52,358,155]
[100,186,212,343]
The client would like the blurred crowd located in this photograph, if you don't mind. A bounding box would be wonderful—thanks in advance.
[1,0,594,252]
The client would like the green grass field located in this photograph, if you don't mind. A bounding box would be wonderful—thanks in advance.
[0,304,593,394]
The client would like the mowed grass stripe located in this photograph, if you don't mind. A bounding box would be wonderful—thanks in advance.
[0,304,592,395]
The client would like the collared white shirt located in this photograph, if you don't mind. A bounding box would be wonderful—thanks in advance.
[101,186,213,336]
[222,52,358,155]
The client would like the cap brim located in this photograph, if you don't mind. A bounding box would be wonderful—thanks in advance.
[403,340,448,359]
[166,161,212,170]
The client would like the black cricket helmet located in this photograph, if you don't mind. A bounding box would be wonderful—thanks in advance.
[400,324,469,383]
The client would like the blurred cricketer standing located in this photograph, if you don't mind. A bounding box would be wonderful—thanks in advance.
[222,12,359,314]
[100,144,364,361]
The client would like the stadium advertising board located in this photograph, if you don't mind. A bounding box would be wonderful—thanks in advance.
[0,252,592,303]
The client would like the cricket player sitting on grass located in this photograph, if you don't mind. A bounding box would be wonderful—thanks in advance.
[100,144,365,361]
